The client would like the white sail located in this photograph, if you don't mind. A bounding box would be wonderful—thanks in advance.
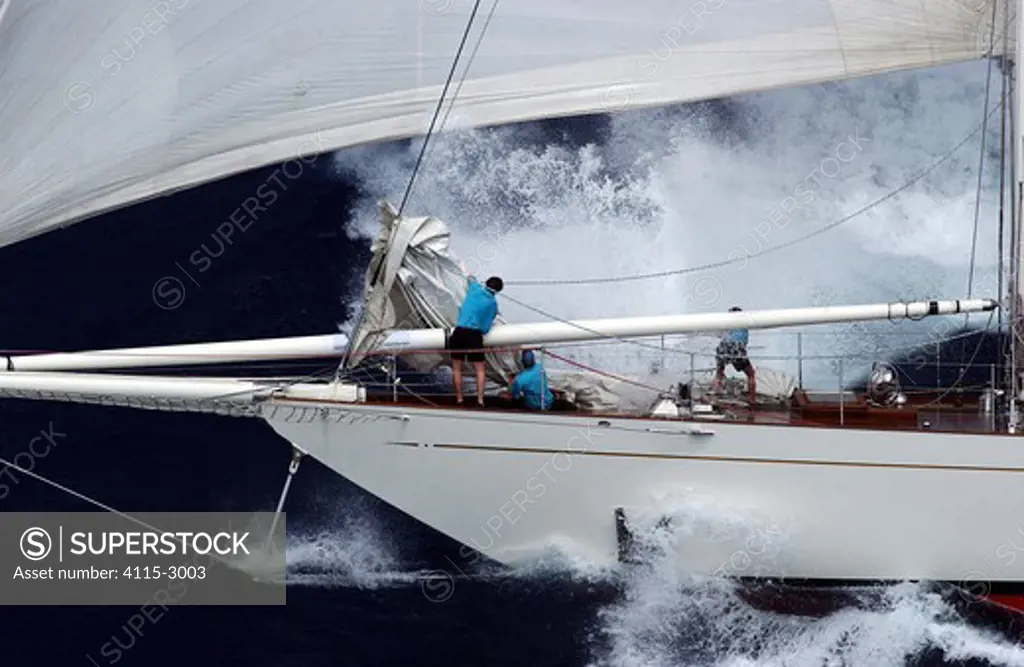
[0,0,1007,248]
[346,200,521,383]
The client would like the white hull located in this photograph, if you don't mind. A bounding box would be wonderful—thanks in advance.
[262,398,1024,585]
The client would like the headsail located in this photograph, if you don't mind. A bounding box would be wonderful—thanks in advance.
[346,202,631,411]
[0,0,1008,248]
[346,200,521,383]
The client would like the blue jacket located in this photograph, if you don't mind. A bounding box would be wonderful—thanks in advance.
[722,328,749,346]
[456,278,498,334]
[511,364,553,410]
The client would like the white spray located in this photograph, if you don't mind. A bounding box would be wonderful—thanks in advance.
[335,60,1005,389]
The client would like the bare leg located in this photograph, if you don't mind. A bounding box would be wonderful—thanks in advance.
[452,358,464,403]
[745,364,757,406]
[474,361,486,406]
[711,366,725,393]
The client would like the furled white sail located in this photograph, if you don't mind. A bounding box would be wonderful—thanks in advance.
[347,200,528,394]
[0,0,1006,248]
[348,200,631,411]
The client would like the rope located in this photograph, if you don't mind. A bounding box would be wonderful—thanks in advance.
[544,350,667,393]
[955,3,1010,398]
[998,7,1008,331]
[418,1,500,173]
[503,99,1006,287]
[397,0,484,216]
[998,0,1012,395]
[395,376,440,407]
[499,291,705,357]
[964,4,1000,329]
[0,453,235,567]
[0,454,164,528]
[339,1,488,374]
[919,309,999,407]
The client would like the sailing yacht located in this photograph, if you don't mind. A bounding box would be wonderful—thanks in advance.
[2,0,1024,610]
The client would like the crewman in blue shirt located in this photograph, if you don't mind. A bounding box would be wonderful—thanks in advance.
[509,349,553,410]
[448,274,503,406]
[711,306,757,405]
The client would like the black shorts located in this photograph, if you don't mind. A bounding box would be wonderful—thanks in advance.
[716,340,750,373]
[448,326,485,363]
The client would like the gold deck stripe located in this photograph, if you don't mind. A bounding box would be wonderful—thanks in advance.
[430,443,1024,473]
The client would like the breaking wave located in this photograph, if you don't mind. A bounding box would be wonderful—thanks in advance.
[586,499,1024,667]
[284,497,411,588]
[334,59,1005,388]
[591,563,1024,667]
[278,481,1024,665]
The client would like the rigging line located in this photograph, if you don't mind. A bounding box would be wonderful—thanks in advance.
[965,4,1001,330]
[396,379,440,408]
[1010,38,1020,414]
[499,291,706,357]
[0,454,233,568]
[397,0,484,217]
[438,261,714,358]
[0,454,163,529]
[1000,4,1010,332]
[999,0,1010,395]
[419,0,500,172]
[544,350,668,393]
[920,309,999,408]
[504,99,1007,287]
[339,2,484,375]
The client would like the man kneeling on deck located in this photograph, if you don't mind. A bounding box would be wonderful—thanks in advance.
[507,349,553,411]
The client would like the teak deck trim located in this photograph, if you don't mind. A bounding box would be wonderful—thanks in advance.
[273,391,1012,437]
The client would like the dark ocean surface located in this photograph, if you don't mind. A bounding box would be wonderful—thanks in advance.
[1,120,1022,667]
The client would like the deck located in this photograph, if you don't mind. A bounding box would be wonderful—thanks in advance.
[360,388,1006,436]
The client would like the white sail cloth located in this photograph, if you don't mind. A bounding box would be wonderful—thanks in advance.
[345,201,514,377]
[347,202,631,410]
[346,202,798,411]
[0,0,1007,249]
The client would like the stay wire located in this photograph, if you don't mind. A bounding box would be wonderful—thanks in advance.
[397,0,485,217]
[418,1,500,174]
[957,5,1002,372]
[339,1,486,375]
[920,309,999,407]
[0,454,239,568]
[998,0,1010,335]
[965,3,1000,328]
